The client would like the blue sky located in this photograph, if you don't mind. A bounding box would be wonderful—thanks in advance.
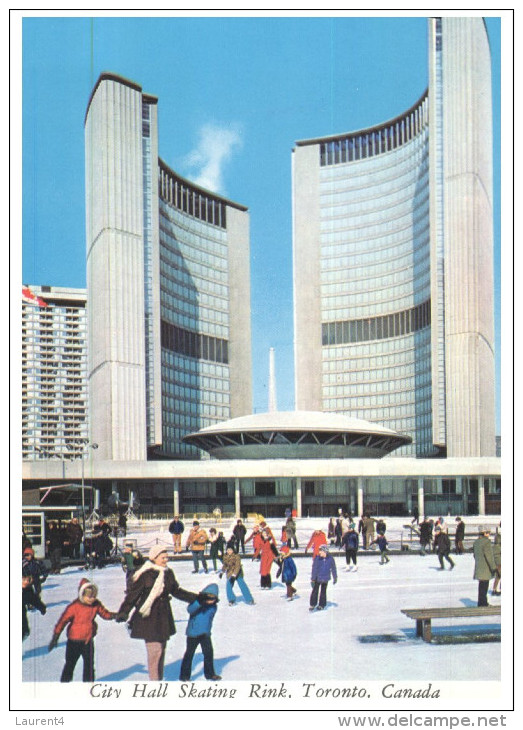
[21,13,502,430]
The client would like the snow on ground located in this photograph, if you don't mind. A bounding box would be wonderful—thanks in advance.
[22,517,501,684]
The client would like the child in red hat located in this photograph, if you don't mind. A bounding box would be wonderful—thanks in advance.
[48,578,116,682]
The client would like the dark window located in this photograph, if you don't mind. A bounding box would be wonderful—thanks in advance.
[255,482,276,497]
[216,482,228,498]
[304,481,315,497]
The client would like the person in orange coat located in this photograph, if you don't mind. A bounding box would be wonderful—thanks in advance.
[48,578,116,682]
[305,529,328,558]
[252,529,279,589]
[245,524,263,555]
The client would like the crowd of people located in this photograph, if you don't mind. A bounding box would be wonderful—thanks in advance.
[22,510,502,683]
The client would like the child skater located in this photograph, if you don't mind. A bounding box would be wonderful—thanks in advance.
[371,533,391,565]
[48,578,116,682]
[276,545,298,600]
[309,544,337,611]
[208,528,226,572]
[179,583,222,681]
[220,545,255,605]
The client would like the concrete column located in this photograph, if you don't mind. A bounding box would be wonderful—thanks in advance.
[93,489,100,510]
[417,479,425,519]
[295,477,302,518]
[173,480,180,516]
[234,478,241,517]
[478,476,486,516]
[357,478,364,517]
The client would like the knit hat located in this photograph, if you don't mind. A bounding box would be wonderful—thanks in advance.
[148,545,169,561]
[319,544,330,553]
[193,520,200,526]
[78,577,98,601]
[23,547,34,557]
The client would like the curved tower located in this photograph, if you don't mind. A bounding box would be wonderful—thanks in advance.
[85,73,251,461]
[293,17,495,458]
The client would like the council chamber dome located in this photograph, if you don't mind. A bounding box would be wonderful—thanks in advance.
[183,411,411,460]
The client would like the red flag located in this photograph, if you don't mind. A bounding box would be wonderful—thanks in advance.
[22,285,49,307]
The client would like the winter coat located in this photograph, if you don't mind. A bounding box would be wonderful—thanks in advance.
[455,521,465,541]
[118,563,197,642]
[185,583,219,637]
[169,519,185,535]
[53,582,113,643]
[306,531,328,557]
[473,535,496,581]
[434,531,451,555]
[253,536,278,575]
[186,527,208,552]
[285,518,296,538]
[22,556,48,593]
[327,520,336,539]
[281,554,297,584]
[363,517,376,536]
[419,521,432,543]
[372,535,389,551]
[233,523,247,540]
[493,534,501,566]
[66,522,83,545]
[342,531,359,551]
[311,553,337,584]
[221,551,244,579]
[209,533,226,557]
[47,526,63,550]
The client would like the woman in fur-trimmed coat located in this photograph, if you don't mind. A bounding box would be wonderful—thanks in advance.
[116,545,198,680]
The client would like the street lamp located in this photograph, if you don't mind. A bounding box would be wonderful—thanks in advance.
[81,442,98,536]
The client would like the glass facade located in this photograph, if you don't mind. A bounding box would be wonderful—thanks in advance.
[317,94,435,456]
[158,165,233,458]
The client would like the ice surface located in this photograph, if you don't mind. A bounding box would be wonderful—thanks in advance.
[22,516,501,684]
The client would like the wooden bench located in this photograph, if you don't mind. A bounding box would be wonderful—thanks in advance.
[401,606,501,642]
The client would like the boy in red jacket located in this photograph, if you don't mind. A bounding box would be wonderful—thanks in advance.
[48,578,116,682]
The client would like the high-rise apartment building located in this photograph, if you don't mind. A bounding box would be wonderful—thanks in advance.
[22,286,88,460]
[293,17,495,458]
[85,73,252,461]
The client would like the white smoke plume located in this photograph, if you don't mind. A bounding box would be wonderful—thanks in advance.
[183,122,243,195]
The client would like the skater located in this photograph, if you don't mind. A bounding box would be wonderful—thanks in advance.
[363,515,376,548]
[179,583,221,681]
[334,518,343,548]
[371,533,391,564]
[305,528,328,558]
[276,545,298,600]
[376,517,386,536]
[22,575,46,640]
[46,521,63,574]
[22,547,48,599]
[232,519,247,554]
[208,528,226,571]
[285,515,298,550]
[434,526,455,570]
[65,517,83,559]
[473,526,496,607]
[285,515,299,549]
[253,528,278,589]
[168,515,185,553]
[220,545,255,605]
[245,523,263,555]
[419,517,432,555]
[327,517,336,545]
[309,545,337,611]
[411,506,420,525]
[121,542,145,585]
[116,545,199,680]
[454,517,465,554]
[48,578,116,682]
[358,515,367,549]
[341,524,359,571]
[492,529,501,596]
[186,520,209,573]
